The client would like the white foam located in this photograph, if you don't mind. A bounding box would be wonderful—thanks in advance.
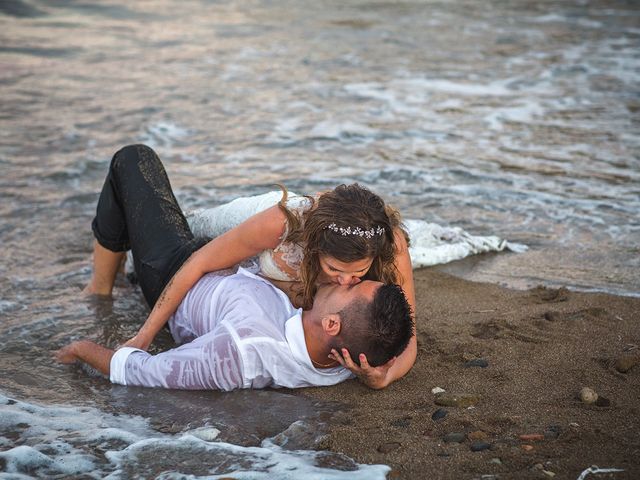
[140,121,191,149]
[0,393,389,479]
[309,120,376,141]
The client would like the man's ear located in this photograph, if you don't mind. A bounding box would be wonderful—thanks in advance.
[321,314,342,337]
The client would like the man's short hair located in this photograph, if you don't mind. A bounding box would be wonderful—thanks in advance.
[337,284,414,367]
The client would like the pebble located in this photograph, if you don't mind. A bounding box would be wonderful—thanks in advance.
[432,408,448,421]
[521,444,534,452]
[579,387,598,404]
[468,430,488,441]
[443,432,466,443]
[435,393,481,408]
[391,417,411,428]
[543,470,556,478]
[614,354,640,373]
[377,442,401,453]
[470,440,491,452]
[519,433,544,442]
[489,457,503,465]
[432,386,446,394]
[464,359,489,368]
[544,425,561,439]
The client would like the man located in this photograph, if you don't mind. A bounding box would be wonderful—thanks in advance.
[55,267,413,391]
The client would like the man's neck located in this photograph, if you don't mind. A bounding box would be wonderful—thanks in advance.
[301,312,338,369]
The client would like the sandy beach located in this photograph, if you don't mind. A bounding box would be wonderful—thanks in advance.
[296,266,640,480]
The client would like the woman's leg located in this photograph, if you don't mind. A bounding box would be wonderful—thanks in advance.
[88,144,206,307]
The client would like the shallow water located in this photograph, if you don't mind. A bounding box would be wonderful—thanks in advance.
[1,0,639,477]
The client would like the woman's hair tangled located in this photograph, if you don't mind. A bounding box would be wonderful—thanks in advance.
[278,184,407,309]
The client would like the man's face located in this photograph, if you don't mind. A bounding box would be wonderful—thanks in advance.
[313,279,381,315]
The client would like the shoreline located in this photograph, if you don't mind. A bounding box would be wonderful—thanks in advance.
[295,267,640,479]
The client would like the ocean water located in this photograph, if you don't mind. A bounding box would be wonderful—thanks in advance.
[1,0,638,477]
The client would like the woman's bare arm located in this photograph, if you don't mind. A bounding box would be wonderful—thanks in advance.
[124,205,288,350]
[330,227,417,389]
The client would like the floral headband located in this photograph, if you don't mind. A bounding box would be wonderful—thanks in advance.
[325,223,385,239]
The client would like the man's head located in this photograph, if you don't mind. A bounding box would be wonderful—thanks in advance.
[310,280,414,367]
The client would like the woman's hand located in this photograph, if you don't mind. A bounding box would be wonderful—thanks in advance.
[329,348,396,390]
[121,333,151,351]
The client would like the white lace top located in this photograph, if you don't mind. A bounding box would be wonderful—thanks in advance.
[186,191,311,281]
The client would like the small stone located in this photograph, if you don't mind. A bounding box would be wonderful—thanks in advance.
[432,408,448,421]
[544,425,561,439]
[377,442,401,453]
[468,430,488,441]
[614,354,640,373]
[470,440,491,452]
[464,359,489,368]
[519,433,544,442]
[533,463,544,470]
[443,432,466,443]
[579,387,598,404]
[595,396,611,407]
[391,417,411,428]
[542,470,556,478]
[569,422,579,428]
[435,393,481,408]
[521,444,534,452]
[432,386,446,394]
[489,457,503,465]
[436,451,451,457]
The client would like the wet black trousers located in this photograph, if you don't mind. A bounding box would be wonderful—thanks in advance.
[91,144,207,308]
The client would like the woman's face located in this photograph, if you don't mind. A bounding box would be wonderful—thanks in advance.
[318,254,373,286]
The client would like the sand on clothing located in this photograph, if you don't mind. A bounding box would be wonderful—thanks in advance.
[294,267,640,480]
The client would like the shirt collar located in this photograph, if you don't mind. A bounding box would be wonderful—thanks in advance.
[285,312,345,375]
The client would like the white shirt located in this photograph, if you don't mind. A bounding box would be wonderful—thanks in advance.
[110,268,353,390]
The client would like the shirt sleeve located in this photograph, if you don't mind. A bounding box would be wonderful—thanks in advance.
[109,329,244,391]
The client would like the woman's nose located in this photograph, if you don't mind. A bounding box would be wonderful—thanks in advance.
[337,275,360,285]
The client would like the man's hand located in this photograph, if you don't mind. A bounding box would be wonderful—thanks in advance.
[54,340,114,376]
[329,348,396,390]
[54,342,81,364]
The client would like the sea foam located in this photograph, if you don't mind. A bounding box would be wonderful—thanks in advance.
[0,393,389,479]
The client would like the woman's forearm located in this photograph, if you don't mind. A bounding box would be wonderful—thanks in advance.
[385,227,418,385]
[132,205,288,348]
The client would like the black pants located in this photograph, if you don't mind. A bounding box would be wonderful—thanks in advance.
[91,144,207,308]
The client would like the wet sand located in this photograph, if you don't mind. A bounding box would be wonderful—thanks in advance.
[295,267,640,479]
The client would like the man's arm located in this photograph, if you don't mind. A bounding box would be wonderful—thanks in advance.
[55,340,114,375]
[56,332,244,391]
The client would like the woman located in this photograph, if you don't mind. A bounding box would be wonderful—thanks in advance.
[86,144,416,389]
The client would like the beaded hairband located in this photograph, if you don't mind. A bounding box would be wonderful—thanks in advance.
[325,223,385,239]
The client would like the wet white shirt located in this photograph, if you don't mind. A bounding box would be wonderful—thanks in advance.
[110,268,353,390]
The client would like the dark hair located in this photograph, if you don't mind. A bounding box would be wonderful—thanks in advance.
[336,284,414,367]
[279,184,408,309]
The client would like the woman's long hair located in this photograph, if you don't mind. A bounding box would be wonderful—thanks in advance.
[278,184,407,309]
